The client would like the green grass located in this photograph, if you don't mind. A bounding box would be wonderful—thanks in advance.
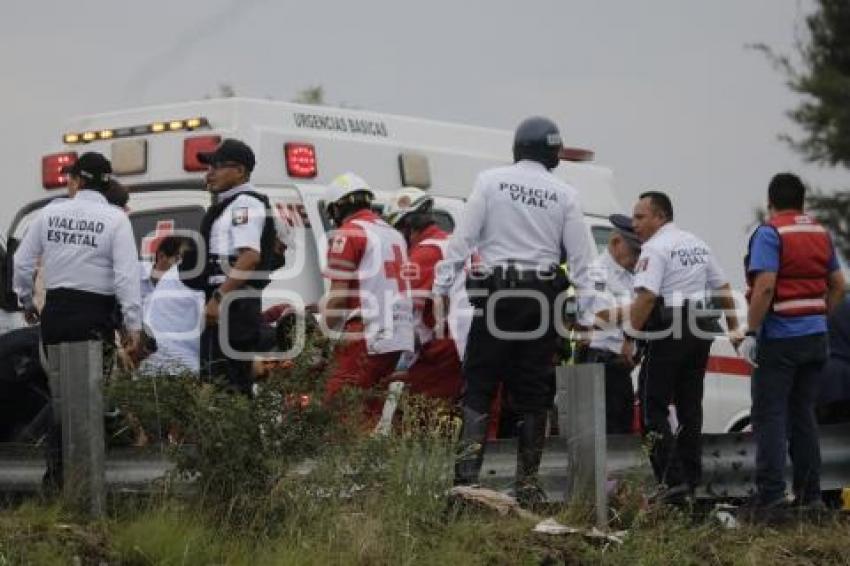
[1,450,849,565]
[1,501,849,565]
[10,365,844,564]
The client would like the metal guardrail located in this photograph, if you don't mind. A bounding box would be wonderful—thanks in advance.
[3,350,848,521]
[480,424,850,501]
[0,425,847,502]
[0,445,175,494]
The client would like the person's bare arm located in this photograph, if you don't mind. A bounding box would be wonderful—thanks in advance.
[218,248,261,295]
[746,272,777,332]
[827,270,846,315]
[713,282,740,332]
[629,289,657,332]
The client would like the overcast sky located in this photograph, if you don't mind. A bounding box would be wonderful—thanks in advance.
[1,0,846,285]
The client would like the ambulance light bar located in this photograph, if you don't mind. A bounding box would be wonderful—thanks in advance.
[559,147,595,162]
[63,117,210,145]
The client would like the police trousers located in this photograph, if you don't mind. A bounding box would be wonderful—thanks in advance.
[638,326,712,488]
[582,347,635,435]
[200,293,261,394]
[462,280,557,415]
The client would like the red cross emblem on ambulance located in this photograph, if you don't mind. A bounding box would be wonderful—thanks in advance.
[140,219,175,259]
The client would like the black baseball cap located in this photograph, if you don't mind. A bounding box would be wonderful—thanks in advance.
[608,213,641,248]
[196,138,255,172]
[61,152,112,183]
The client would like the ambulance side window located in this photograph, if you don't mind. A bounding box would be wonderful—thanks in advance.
[129,206,205,259]
[591,226,613,255]
[317,200,333,233]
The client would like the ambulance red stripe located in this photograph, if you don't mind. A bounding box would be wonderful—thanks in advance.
[706,355,752,377]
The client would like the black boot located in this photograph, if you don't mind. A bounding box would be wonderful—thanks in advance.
[515,411,548,506]
[453,407,490,486]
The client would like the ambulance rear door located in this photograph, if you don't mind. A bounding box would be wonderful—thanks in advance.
[253,185,324,311]
[296,185,338,296]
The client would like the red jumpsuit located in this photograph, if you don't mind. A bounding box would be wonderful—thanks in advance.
[324,209,409,414]
[401,225,464,400]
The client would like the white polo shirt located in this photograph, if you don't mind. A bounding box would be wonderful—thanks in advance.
[209,183,266,256]
[586,250,634,353]
[632,222,727,307]
[433,160,594,299]
[13,190,142,331]
[208,183,266,286]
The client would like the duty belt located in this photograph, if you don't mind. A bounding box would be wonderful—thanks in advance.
[466,262,571,299]
[644,298,721,334]
[206,254,238,286]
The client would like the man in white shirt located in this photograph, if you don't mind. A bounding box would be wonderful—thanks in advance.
[189,139,267,393]
[628,191,740,504]
[580,214,641,434]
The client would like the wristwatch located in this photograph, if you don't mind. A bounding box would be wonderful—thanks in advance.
[212,289,224,303]
[745,330,757,337]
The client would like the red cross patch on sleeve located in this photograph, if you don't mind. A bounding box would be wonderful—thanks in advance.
[331,235,347,254]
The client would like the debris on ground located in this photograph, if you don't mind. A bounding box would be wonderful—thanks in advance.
[533,518,627,545]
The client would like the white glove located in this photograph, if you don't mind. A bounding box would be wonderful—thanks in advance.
[739,335,758,367]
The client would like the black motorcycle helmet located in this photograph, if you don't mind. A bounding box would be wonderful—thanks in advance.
[512,116,563,170]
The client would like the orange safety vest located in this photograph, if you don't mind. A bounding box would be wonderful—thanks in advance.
[745,211,831,316]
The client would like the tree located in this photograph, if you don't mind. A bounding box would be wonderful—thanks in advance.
[292,85,325,105]
[755,0,850,258]
[756,0,850,167]
[218,83,236,98]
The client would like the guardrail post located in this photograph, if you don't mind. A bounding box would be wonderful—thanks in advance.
[47,341,105,518]
[555,364,607,526]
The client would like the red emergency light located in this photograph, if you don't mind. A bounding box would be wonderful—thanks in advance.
[183,135,221,172]
[285,143,317,178]
[559,147,595,162]
[42,152,78,189]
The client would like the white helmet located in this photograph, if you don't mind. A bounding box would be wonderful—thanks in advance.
[325,172,374,222]
[387,194,434,228]
[384,186,427,220]
[326,172,374,206]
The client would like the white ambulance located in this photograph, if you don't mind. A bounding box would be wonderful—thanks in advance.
[0,98,751,432]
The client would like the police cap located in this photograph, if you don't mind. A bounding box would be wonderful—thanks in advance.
[196,138,256,172]
[61,152,112,185]
[608,213,641,248]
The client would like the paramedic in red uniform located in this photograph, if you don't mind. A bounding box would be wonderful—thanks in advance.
[321,173,414,414]
[734,173,845,512]
[388,194,466,401]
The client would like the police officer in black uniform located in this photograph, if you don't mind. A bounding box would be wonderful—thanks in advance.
[434,117,594,504]
[13,152,142,489]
